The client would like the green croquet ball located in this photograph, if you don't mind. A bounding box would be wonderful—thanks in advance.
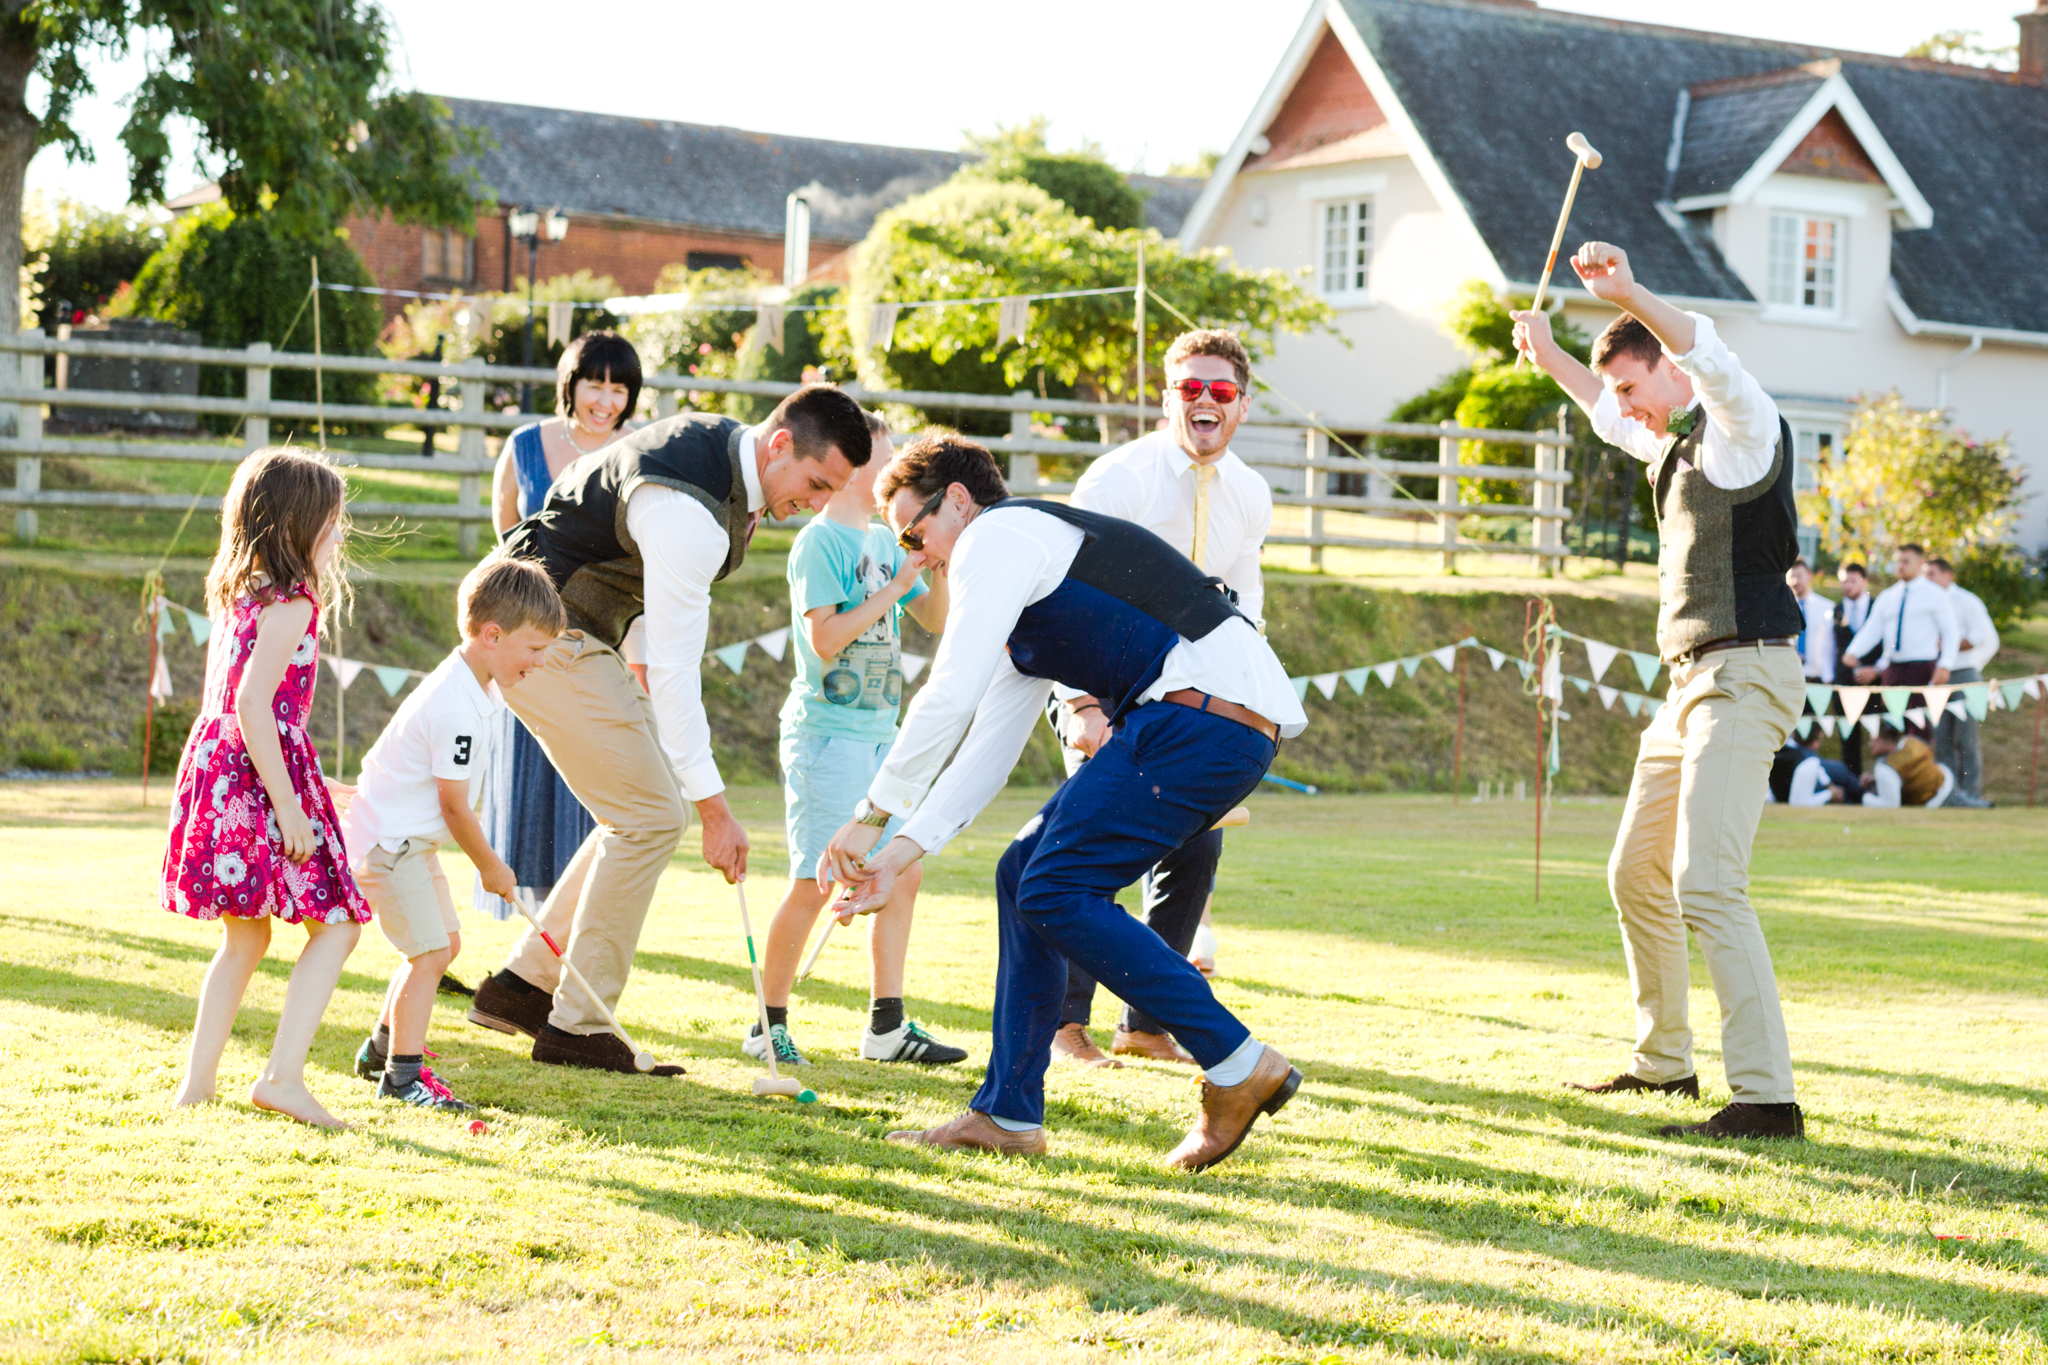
[797,1089,817,1104]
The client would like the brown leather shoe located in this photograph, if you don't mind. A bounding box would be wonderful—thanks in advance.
[885,1110,1048,1157]
[1567,1072,1700,1099]
[1659,1102,1805,1140]
[532,1024,684,1076]
[468,970,552,1040]
[1164,1045,1302,1172]
[1112,1028,1196,1064]
[1051,1021,1122,1069]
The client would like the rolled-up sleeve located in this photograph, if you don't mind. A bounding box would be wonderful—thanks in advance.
[624,485,729,801]
[1668,313,1780,490]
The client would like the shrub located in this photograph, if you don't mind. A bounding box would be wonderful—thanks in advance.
[24,195,166,328]
[1956,543,2045,632]
[15,742,80,772]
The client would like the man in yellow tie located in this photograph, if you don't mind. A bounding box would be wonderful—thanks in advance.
[1046,329,1274,1067]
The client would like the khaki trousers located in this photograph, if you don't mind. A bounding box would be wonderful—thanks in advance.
[502,631,689,1034]
[1607,644,1801,1102]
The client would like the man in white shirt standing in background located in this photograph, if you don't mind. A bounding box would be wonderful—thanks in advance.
[1831,563,1874,773]
[1787,557,1834,691]
[1927,556,1997,807]
[1047,329,1272,1068]
[1842,543,1958,745]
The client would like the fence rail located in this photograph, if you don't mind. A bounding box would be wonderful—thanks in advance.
[2,331,1575,568]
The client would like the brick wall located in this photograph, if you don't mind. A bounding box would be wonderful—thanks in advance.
[1778,109,1884,184]
[1243,26,1387,171]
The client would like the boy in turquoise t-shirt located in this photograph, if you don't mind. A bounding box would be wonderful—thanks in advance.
[746,420,964,1068]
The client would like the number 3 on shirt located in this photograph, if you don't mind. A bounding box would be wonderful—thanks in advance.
[453,735,472,765]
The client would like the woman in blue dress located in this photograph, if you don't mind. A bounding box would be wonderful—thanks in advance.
[474,329,645,922]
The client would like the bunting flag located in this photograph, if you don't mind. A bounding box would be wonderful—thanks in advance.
[1921,685,1953,718]
[901,653,930,683]
[1484,647,1506,671]
[372,665,411,696]
[1905,706,1927,727]
[2029,677,2045,702]
[1628,651,1661,691]
[1514,658,1535,680]
[1597,684,1618,711]
[1816,714,1837,737]
[154,596,176,637]
[327,657,365,692]
[755,627,790,663]
[1838,687,1872,724]
[1311,672,1340,699]
[1583,638,1618,684]
[1861,715,1881,738]
[1429,645,1457,672]
[1540,653,1562,703]
[1621,692,1643,717]
[1373,661,1398,688]
[996,296,1031,346]
[712,642,750,674]
[1795,716,1813,738]
[1547,717,1560,776]
[757,305,786,353]
[1879,687,1911,717]
[458,299,490,342]
[547,300,574,349]
[1568,676,1590,694]
[866,302,903,352]
[1963,685,1989,721]
[2000,680,2028,711]
[1399,656,1422,678]
[1804,684,1833,716]
[184,608,212,646]
[1342,666,1371,695]
[1291,676,1310,700]
[1947,701,1969,720]
[1644,699,1665,722]
[150,648,173,704]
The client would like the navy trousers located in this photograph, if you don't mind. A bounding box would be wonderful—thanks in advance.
[1059,827,1222,1034]
[973,702,1275,1126]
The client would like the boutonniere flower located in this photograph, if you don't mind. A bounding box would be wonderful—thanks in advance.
[1664,407,1699,440]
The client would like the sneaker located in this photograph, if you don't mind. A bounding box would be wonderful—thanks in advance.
[377,1065,474,1112]
[1658,1102,1805,1140]
[862,1019,968,1065]
[354,1034,387,1081]
[742,1022,810,1067]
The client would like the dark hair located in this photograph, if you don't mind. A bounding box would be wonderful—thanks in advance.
[1591,314,1663,373]
[1790,556,1809,570]
[459,552,566,638]
[766,383,873,467]
[1164,328,1251,386]
[205,447,351,623]
[1842,562,1867,576]
[1927,556,1953,573]
[865,409,892,441]
[1900,542,1926,556]
[555,330,643,430]
[875,433,1008,508]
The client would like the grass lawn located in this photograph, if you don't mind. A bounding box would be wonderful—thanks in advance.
[2,781,2045,1363]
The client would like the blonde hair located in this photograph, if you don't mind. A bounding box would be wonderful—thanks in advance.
[204,448,351,624]
[458,553,566,638]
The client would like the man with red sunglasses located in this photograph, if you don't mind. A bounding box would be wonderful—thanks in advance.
[1045,328,1273,1069]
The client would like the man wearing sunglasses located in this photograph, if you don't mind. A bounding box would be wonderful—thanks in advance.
[820,434,1308,1171]
[1046,329,1271,1068]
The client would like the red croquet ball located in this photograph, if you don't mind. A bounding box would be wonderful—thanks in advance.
[468,1119,488,1136]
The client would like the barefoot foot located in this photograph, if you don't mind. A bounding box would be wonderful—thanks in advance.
[249,1078,349,1130]
[170,1080,217,1108]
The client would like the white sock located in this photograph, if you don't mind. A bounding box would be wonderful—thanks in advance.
[984,1112,1042,1133]
[1204,1037,1266,1088]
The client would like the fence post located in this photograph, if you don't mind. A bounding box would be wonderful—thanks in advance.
[1305,428,1325,571]
[654,373,680,420]
[1437,419,1458,574]
[456,358,487,556]
[244,342,271,452]
[1007,390,1037,491]
[14,329,43,544]
[1540,405,1568,575]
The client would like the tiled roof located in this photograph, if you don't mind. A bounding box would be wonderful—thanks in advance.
[1669,71,1826,201]
[1339,0,2048,334]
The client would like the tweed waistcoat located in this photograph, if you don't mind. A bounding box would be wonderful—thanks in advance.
[505,413,752,648]
[1649,409,1804,662]
[1887,737,1942,805]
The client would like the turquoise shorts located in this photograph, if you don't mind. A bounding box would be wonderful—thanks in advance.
[779,729,905,882]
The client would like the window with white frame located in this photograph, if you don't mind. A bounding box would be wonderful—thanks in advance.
[1318,198,1373,299]
[1766,213,1842,312]
[1790,423,1839,561]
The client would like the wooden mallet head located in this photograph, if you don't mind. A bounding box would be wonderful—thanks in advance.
[1565,131,1603,169]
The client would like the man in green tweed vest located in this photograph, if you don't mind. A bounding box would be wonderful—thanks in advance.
[1514,242,1807,1141]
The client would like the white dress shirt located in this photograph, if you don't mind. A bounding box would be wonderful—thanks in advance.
[1944,582,1999,672]
[1862,756,1954,809]
[622,427,763,802]
[1845,576,1960,670]
[869,504,1307,855]
[1837,590,1872,637]
[1589,313,1781,491]
[1787,754,1840,807]
[1794,589,1835,683]
[1070,430,1272,624]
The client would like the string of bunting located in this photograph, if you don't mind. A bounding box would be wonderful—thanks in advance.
[702,625,930,684]
[1280,635,1672,725]
[147,595,430,704]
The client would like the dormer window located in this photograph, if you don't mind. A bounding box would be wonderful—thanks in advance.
[1766,212,1842,314]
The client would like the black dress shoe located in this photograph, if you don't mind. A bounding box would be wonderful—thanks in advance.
[468,970,552,1040]
[1658,1102,1804,1140]
[532,1024,685,1076]
[1567,1072,1700,1098]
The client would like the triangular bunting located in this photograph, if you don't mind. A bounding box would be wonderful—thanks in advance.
[1795,716,1813,738]
[1861,715,1881,738]
[1514,658,1534,679]
[1541,653,1562,702]
[1963,685,1989,721]
[372,665,410,696]
[2028,677,2046,701]
[326,657,365,691]
[712,642,749,674]
[184,608,212,646]
[149,648,173,703]
[1999,680,2027,711]
[1342,667,1371,695]
[1291,676,1311,700]
[1311,672,1339,700]
[1838,686,1872,724]
[1484,648,1506,671]
[154,597,177,637]
[756,305,785,353]
[996,296,1031,346]
[1569,676,1591,694]
[1879,687,1910,717]
[1805,684,1833,716]
[867,301,902,352]
[1921,685,1953,719]
[1457,636,1480,648]
[1399,656,1422,678]
[1597,684,1618,711]
[1429,646,1457,672]
[1816,714,1837,737]
[1946,700,1968,721]
[1373,661,1398,688]
[1905,706,1926,726]
[901,652,929,683]
[1621,692,1643,716]
[1630,651,1661,691]
[755,627,790,662]
[1583,639,1618,684]
[1644,699,1664,722]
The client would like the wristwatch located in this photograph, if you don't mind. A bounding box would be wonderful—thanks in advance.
[852,799,891,828]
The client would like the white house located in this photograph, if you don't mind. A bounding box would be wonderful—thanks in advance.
[1182,0,2048,549]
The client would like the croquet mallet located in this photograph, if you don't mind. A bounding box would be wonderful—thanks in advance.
[511,891,662,1073]
[736,879,817,1103]
[1516,131,1604,370]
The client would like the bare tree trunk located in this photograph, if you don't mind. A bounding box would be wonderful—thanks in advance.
[0,3,41,344]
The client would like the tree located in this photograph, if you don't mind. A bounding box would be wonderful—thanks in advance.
[1903,30,2017,69]
[23,193,162,327]
[845,175,1333,435]
[962,117,1145,231]
[383,269,625,416]
[1801,392,2025,574]
[0,0,479,338]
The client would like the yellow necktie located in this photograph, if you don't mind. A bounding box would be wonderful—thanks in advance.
[1190,462,1216,570]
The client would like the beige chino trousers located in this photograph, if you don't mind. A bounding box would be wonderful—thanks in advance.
[502,631,689,1034]
[1607,643,1801,1103]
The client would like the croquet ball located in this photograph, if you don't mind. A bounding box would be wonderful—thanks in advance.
[797,1089,817,1104]
[468,1119,489,1136]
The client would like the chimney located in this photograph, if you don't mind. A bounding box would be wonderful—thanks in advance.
[2021,1,2048,80]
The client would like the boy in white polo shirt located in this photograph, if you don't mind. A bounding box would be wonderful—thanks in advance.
[343,555,564,1110]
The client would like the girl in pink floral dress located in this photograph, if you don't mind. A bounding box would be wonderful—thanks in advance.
[164,448,369,1130]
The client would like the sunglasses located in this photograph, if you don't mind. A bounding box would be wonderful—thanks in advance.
[896,487,948,552]
[1170,378,1242,404]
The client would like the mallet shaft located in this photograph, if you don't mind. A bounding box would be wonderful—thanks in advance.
[513,892,655,1066]
[1516,156,1589,371]
[735,881,782,1083]
[795,911,838,984]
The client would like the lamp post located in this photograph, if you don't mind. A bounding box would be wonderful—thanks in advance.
[508,206,569,411]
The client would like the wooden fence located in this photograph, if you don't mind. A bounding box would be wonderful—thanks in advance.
[0,330,1570,570]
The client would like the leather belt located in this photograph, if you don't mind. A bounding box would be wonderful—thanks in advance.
[1676,636,1797,665]
[1161,688,1280,742]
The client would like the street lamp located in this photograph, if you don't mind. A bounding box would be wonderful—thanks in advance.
[509,207,570,410]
